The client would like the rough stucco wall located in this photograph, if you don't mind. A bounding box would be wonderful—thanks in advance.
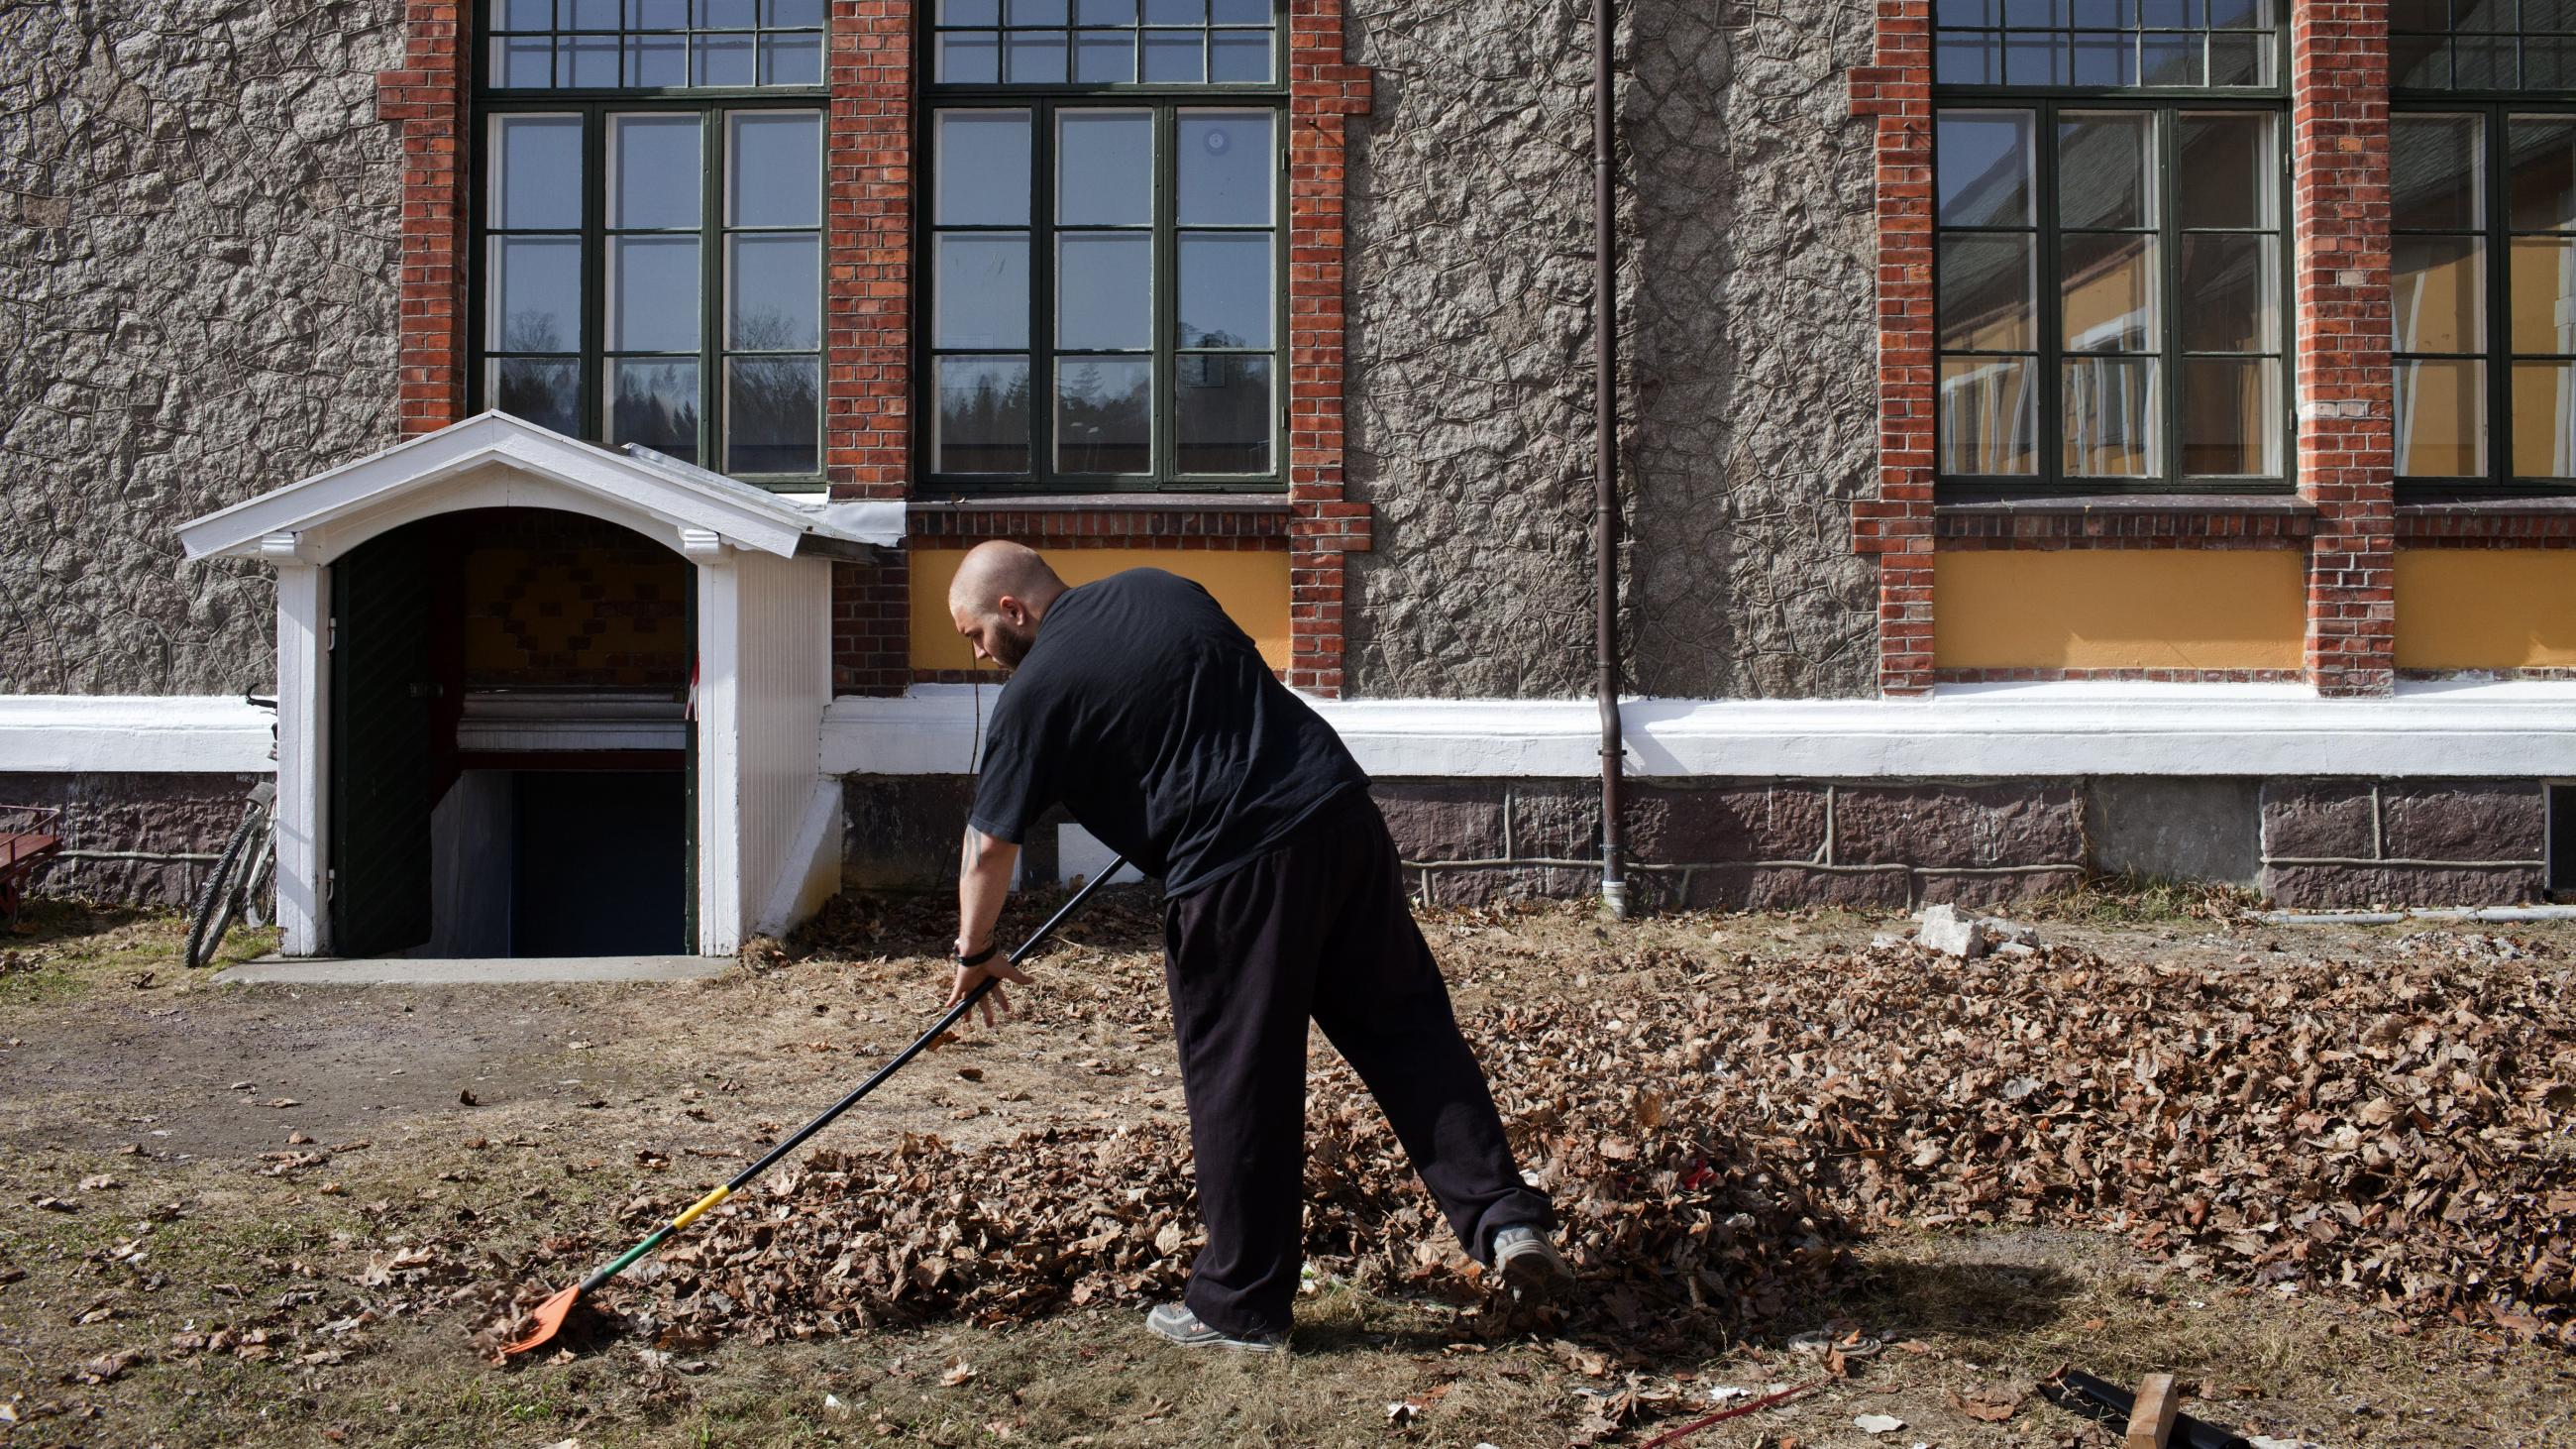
[1625,0,1878,698]
[1342,0,1601,699]
[1,0,405,695]
[1341,0,1878,701]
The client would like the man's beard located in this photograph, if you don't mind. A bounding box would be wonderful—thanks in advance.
[987,618,1037,669]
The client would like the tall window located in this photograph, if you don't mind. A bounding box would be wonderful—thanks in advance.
[2394,2,2576,493]
[923,2,1285,494]
[474,2,826,484]
[1930,1,2289,494]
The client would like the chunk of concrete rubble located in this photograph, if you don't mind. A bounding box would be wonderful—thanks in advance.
[1912,904,2042,958]
[1913,904,1989,957]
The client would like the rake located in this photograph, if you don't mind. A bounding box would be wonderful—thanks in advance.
[499,859,1129,1358]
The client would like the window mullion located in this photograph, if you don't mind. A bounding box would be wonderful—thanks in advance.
[703,104,723,472]
[1273,98,1289,488]
[2491,101,2512,487]
[1155,102,1175,491]
[2161,105,2179,487]
[2040,100,2064,489]
[1033,99,1056,489]
[585,102,607,443]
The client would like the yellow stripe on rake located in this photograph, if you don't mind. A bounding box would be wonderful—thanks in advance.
[672,1183,732,1231]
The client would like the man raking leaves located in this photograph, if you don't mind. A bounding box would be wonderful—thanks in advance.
[942,541,1569,1353]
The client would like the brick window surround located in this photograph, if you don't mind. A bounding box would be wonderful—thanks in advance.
[381,0,1371,700]
[1849,0,2408,698]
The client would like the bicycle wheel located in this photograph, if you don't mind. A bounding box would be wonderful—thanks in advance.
[241,828,276,929]
[239,785,276,929]
[185,800,269,969]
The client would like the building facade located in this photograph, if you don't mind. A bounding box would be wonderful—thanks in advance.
[3,0,2572,947]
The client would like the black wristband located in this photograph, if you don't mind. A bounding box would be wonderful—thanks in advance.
[955,941,999,969]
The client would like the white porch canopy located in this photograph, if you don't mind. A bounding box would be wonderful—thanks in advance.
[179,412,898,956]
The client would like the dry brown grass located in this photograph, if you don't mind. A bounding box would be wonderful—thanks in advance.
[1,895,2572,1446]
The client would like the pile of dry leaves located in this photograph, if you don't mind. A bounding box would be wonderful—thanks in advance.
[466,934,2575,1358]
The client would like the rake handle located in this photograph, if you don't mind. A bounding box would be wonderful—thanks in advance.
[577,858,1131,1297]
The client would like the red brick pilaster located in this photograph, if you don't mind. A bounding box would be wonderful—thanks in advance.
[1285,0,1372,697]
[1849,0,1936,698]
[826,0,916,694]
[377,0,471,435]
[2292,0,2396,696]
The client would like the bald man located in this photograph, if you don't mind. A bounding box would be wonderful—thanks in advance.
[940,542,1566,1352]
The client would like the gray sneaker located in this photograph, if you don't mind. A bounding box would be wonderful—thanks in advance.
[1490,1224,1574,1303]
[1144,1301,1287,1354]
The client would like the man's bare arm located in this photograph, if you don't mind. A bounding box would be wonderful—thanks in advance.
[948,826,1029,1026]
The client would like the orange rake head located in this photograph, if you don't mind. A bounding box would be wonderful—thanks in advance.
[493,1219,682,1362]
[499,1283,587,1358]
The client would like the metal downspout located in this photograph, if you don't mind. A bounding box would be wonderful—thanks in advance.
[1592,0,1629,919]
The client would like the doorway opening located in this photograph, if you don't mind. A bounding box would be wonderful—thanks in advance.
[331,507,696,958]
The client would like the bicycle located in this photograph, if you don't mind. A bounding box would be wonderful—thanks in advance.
[184,693,278,970]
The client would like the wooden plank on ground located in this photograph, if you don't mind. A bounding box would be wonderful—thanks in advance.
[2125,1373,2180,1449]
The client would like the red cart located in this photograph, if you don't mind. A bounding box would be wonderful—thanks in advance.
[0,805,63,929]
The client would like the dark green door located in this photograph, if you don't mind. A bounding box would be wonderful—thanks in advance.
[329,528,436,957]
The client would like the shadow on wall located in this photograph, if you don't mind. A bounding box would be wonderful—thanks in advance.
[1624,0,1881,700]
[1339,0,1881,702]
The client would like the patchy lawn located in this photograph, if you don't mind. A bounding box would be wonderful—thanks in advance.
[0,891,2572,1447]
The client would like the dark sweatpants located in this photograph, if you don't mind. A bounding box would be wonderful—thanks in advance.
[1160,789,1554,1338]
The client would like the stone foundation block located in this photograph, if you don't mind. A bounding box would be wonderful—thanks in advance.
[843,775,978,891]
[2261,863,2546,910]
[1834,782,2084,867]
[1420,864,1594,907]
[2381,781,2546,862]
[1372,780,1508,862]
[2085,777,2260,886]
[1675,863,1909,911]
[1913,867,2086,909]
[0,771,259,908]
[2259,780,2377,860]
[1623,782,1827,863]
[1509,782,1601,860]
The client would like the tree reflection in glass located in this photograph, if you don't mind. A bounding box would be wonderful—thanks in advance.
[937,356,1031,473]
[1056,357,1151,473]
[611,361,700,464]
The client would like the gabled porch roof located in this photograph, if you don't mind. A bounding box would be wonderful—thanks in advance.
[178,411,902,564]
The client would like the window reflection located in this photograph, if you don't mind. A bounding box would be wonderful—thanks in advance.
[1056,357,1151,474]
[937,356,1033,474]
[1935,105,2281,484]
[610,360,700,464]
[1178,355,1269,473]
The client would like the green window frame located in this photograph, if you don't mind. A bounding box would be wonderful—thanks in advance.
[1933,0,2283,88]
[2392,0,2576,92]
[470,3,828,488]
[1933,102,2292,495]
[485,0,828,90]
[2392,100,2576,495]
[1930,2,2291,498]
[918,2,1288,497]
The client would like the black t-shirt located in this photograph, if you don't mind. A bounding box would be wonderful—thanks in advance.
[967,568,1368,896]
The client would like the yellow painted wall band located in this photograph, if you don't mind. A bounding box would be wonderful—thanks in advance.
[2394,549,2576,669]
[1932,549,2307,671]
[909,546,1293,673]
[672,1184,732,1231]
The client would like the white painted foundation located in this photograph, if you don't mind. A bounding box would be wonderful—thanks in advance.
[819,679,2576,781]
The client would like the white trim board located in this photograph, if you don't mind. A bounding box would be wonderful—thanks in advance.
[20,679,2576,781]
[821,680,2576,779]
[0,696,274,774]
